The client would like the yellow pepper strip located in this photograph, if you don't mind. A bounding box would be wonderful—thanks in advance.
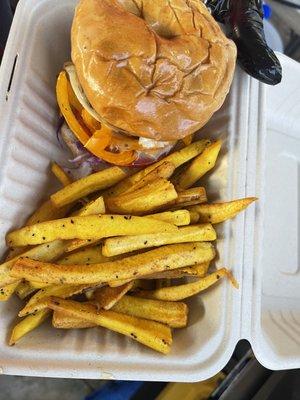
[85,126,137,166]
[81,109,102,132]
[67,81,82,113]
[56,71,90,145]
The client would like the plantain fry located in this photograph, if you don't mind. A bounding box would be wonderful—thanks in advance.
[51,162,72,187]
[9,309,50,345]
[47,297,172,354]
[92,282,134,310]
[11,242,216,285]
[177,140,222,189]
[188,198,257,224]
[105,139,211,197]
[51,166,127,207]
[136,268,238,301]
[6,214,177,247]
[102,224,216,256]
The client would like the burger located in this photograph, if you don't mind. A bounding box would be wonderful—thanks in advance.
[56,0,236,170]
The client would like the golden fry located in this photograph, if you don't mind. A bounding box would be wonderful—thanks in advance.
[140,261,210,280]
[102,224,216,257]
[105,139,211,197]
[47,297,172,354]
[176,187,207,205]
[9,309,50,345]
[123,162,175,195]
[74,196,105,216]
[51,162,72,187]
[11,242,216,285]
[0,281,19,301]
[92,282,133,310]
[106,179,178,215]
[177,140,222,189]
[64,238,100,253]
[15,282,36,300]
[145,210,190,226]
[111,295,188,328]
[19,283,93,317]
[51,166,127,207]
[58,245,108,265]
[26,199,70,226]
[0,240,68,287]
[188,198,257,224]
[6,214,177,247]
[136,268,237,301]
[52,310,95,329]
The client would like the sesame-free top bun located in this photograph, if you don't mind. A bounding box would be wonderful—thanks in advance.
[71,0,236,141]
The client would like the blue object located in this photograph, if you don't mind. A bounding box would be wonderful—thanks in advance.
[85,381,144,400]
[263,3,272,19]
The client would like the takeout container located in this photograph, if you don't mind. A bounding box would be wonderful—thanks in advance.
[0,0,299,381]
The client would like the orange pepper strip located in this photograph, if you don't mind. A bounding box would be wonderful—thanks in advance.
[85,126,137,166]
[67,82,82,113]
[56,71,90,145]
[81,109,102,132]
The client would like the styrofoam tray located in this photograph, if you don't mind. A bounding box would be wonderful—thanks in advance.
[0,0,298,381]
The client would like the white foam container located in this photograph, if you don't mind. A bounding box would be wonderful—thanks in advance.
[0,0,299,381]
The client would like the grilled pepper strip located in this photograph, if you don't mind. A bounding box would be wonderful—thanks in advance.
[85,126,137,166]
[56,71,90,145]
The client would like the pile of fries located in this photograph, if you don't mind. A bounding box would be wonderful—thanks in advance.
[0,139,256,354]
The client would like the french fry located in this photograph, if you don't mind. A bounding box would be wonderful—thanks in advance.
[6,214,177,247]
[145,210,190,226]
[188,198,257,224]
[140,261,210,280]
[102,224,216,257]
[11,242,216,285]
[73,196,105,216]
[0,240,68,287]
[16,282,36,300]
[51,162,72,187]
[122,162,175,195]
[105,139,211,197]
[189,210,199,224]
[9,309,50,345]
[176,140,222,189]
[52,310,95,329]
[92,282,133,310]
[5,246,30,261]
[47,297,172,354]
[29,281,49,289]
[111,295,188,328]
[64,239,100,253]
[65,196,106,251]
[51,166,128,207]
[175,188,207,206]
[0,281,19,301]
[106,179,178,215]
[18,283,93,317]
[58,245,109,265]
[26,199,70,226]
[136,268,237,301]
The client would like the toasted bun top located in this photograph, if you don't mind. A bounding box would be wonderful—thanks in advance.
[71,0,236,141]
